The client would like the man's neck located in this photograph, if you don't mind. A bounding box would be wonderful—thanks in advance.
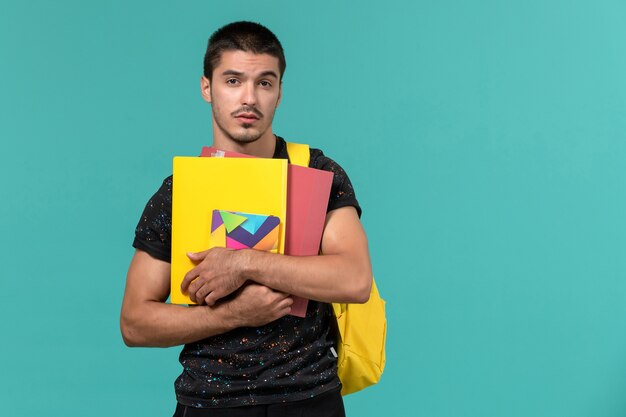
[211,133,277,158]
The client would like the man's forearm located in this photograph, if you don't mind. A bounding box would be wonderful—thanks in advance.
[240,249,372,304]
[182,207,373,306]
[240,207,373,303]
[121,301,233,348]
[121,248,294,347]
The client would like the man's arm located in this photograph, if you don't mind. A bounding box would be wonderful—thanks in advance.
[182,206,373,306]
[120,250,293,347]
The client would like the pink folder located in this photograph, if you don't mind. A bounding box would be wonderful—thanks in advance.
[200,146,333,317]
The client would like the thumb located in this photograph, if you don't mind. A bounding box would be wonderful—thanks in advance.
[187,250,210,261]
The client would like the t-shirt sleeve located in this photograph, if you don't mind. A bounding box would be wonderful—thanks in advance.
[132,176,173,263]
[309,149,362,218]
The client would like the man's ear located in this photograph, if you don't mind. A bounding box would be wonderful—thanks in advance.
[200,76,212,104]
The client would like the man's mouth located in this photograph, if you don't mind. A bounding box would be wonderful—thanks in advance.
[235,113,260,123]
[232,107,263,124]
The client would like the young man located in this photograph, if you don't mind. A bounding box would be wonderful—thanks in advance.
[120,21,372,417]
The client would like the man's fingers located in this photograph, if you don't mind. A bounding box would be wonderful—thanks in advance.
[187,280,202,303]
[181,267,199,292]
[274,292,292,302]
[195,285,212,305]
[182,250,212,292]
[190,280,217,304]
[278,296,293,310]
[277,300,292,319]
[186,250,209,262]
[183,273,200,295]
[205,287,230,306]
[204,293,216,306]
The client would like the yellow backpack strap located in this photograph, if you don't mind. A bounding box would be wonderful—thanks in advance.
[289,139,385,395]
[286,142,310,167]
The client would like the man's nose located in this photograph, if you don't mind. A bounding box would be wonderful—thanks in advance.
[241,82,257,106]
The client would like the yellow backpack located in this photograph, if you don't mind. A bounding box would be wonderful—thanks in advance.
[287,142,387,396]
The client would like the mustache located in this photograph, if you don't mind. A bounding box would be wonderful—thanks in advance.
[231,106,263,119]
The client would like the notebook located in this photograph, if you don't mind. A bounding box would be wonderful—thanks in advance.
[171,156,288,305]
[199,146,333,317]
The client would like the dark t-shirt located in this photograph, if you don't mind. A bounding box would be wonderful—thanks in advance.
[132,136,361,407]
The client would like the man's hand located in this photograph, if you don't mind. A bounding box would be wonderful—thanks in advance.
[228,206,372,304]
[219,283,293,327]
[121,250,292,347]
[181,248,248,306]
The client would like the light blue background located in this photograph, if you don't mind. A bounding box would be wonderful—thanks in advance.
[2,1,626,416]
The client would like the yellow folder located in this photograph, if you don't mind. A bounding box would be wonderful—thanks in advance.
[171,157,288,304]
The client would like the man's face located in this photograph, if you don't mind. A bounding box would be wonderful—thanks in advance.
[201,50,282,146]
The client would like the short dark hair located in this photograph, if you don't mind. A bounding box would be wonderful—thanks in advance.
[203,21,286,81]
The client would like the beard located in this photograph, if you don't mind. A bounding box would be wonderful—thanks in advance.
[212,103,271,144]
[221,124,262,144]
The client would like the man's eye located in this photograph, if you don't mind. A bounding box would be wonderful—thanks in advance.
[259,80,272,88]
[226,79,240,85]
